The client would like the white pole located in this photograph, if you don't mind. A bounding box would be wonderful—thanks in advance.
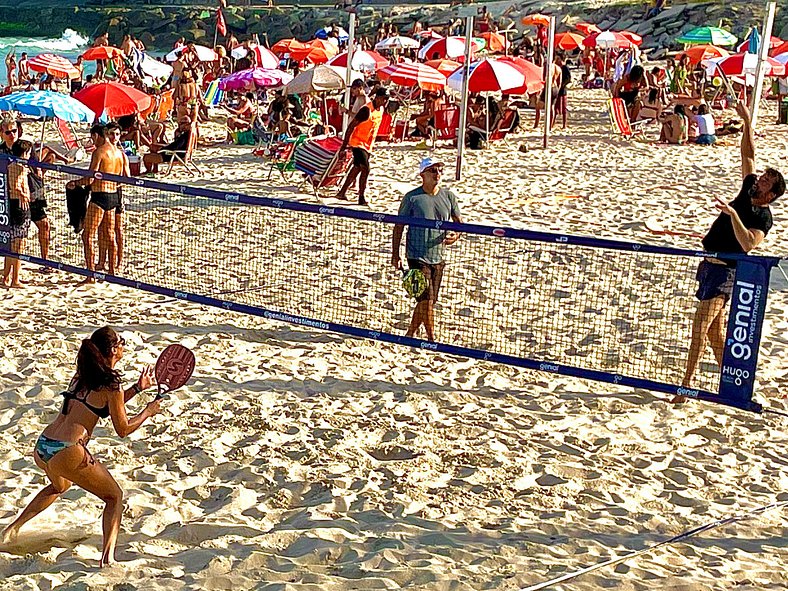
[543,16,555,148]
[342,13,356,133]
[455,15,474,182]
[750,1,776,129]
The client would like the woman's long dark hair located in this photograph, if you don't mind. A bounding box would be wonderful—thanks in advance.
[75,327,122,392]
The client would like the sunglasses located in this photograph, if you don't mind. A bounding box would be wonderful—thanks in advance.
[115,336,126,348]
[4,130,17,136]
[424,167,444,175]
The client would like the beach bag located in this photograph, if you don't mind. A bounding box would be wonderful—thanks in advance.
[402,268,428,299]
[231,130,256,145]
[66,184,91,233]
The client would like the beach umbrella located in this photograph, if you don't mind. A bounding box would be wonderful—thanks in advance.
[582,31,633,49]
[315,26,349,42]
[291,40,339,64]
[328,50,389,72]
[28,53,80,79]
[498,56,544,94]
[284,64,353,95]
[418,30,444,40]
[378,62,446,91]
[735,30,782,54]
[770,40,788,57]
[678,44,729,66]
[773,53,788,65]
[554,32,585,51]
[447,57,527,93]
[375,36,421,50]
[243,46,280,69]
[73,81,151,118]
[270,38,306,56]
[424,58,461,76]
[706,52,785,77]
[219,67,293,91]
[418,36,484,60]
[618,31,643,46]
[574,22,600,36]
[479,32,510,53]
[165,44,218,62]
[676,26,737,47]
[521,14,551,27]
[81,46,125,61]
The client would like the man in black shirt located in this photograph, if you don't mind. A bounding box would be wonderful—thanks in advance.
[675,102,785,402]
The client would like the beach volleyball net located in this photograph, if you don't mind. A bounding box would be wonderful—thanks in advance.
[0,157,778,412]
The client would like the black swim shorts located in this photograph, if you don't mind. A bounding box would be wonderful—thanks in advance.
[351,147,370,168]
[29,200,47,223]
[695,260,734,301]
[90,191,121,212]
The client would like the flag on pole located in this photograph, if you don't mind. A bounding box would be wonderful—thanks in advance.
[216,8,227,37]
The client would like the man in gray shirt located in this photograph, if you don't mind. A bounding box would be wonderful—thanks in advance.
[392,157,463,341]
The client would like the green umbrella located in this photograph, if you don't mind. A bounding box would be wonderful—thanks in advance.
[676,26,738,46]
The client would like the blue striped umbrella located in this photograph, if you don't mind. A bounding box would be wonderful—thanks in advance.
[0,91,95,122]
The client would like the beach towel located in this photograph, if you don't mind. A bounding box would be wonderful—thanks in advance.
[66,184,90,233]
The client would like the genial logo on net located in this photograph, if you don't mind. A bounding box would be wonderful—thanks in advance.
[721,279,761,387]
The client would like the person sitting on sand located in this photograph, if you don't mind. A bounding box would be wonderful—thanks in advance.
[225,92,255,140]
[638,88,664,121]
[391,157,463,342]
[1,139,33,289]
[694,103,716,145]
[674,102,784,402]
[612,64,648,121]
[658,104,688,144]
[0,327,161,566]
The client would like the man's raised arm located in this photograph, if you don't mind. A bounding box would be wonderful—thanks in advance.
[737,102,755,179]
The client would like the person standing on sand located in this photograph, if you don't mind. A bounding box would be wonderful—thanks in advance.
[674,102,785,403]
[0,327,160,566]
[67,126,125,282]
[392,157,463,342]
[336,87,389,206]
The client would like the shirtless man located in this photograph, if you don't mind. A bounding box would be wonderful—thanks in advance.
[67,125,124,281]
[97,122,129,273]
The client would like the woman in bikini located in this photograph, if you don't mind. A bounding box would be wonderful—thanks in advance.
[1,327,161,566]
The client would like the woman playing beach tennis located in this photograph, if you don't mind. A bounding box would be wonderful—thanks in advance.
[1,327,161,566]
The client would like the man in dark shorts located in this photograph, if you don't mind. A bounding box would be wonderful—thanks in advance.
[675,102,785,402]
[392,157,463,342]
[97,122,130,272]
[337,87,388,206]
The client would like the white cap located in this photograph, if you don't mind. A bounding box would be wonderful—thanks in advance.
[419,157,444,174]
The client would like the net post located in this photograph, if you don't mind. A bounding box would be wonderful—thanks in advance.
[454,15,474,182]
[749,1,776,129]
[342,13,356,134]
[0,155,9,257]
[717,258,776,411]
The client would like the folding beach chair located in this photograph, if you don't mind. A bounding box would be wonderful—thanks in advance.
[293,135,352,198]
[431,106,459,146]
[162,123,202,177]
[54,117,93,161]
[376,111,394,142]
[468,108,519,146]
[265,134,308,181]
[607,97,648,140]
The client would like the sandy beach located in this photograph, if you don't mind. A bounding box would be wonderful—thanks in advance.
[0,89,787,590]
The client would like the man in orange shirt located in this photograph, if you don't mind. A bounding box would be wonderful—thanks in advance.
[337,87,389,206]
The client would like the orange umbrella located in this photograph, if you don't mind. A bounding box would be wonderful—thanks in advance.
[270,38,306,56]
[574,22,600,36]
[424,58,461,76]
[479,31,510,53]
[554,32,585,50]
[291,39,338,64]
[81,46,125,61]
[521,14,551,27]
[678,44,730,66]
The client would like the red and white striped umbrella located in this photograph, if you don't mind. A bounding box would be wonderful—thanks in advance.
[582,31,633,49]
[617,30,643,46]
[498,56,545,94]
[377,62,446,91]
[28,53,80,79]
[706,52,785,77]
[253,46,280,69]
[447,57,526,93]
[328,50,389,72]
[418,36,484,60]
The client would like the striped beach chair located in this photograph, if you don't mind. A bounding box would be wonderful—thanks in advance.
[608,97,648,140]
[293,135,352,198]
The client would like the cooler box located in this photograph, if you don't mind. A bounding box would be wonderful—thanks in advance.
[128,155,141,176]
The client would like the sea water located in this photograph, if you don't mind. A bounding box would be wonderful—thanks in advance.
[0,29,90,62]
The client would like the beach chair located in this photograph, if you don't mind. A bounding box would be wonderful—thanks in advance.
[55,118,93,161]
[162,124,202,177]
[293,135,352,198]
[608,97,648,140]
[266,134,308,181]
[432,106,459,146]
[468,108,518,146]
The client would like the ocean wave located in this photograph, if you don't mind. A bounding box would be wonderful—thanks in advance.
[0,29,89,53]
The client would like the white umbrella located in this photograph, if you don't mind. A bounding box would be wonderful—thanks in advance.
[165,44,218,63]
[285,65,348,95]
[375,36,420,50]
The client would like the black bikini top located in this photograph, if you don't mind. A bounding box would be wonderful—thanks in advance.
[60,377,110,419]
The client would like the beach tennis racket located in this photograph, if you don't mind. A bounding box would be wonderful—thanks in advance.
[154,344,195,400]
[644,217,704,240]
[402,267,428,299]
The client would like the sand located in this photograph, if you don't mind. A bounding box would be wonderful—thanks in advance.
[0,89,787,590]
